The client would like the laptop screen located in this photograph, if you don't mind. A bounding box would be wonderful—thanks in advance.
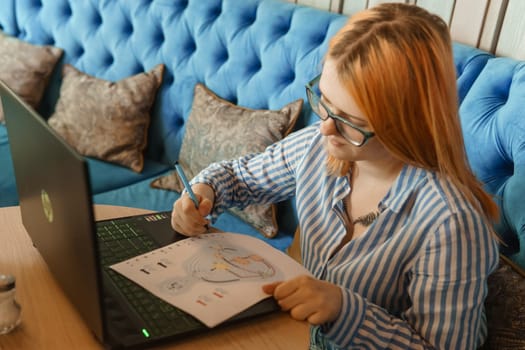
[1,81,106,341]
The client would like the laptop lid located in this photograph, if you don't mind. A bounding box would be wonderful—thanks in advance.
[1,80,280,349]
[0,80,106,341]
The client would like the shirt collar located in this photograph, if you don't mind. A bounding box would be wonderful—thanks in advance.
[381,164,427,213]
[329,163,427,213]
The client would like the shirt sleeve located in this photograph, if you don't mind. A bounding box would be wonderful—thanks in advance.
[321,211,499,349]
[190,125,318,218]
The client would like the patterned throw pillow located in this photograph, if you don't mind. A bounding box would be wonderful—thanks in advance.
[151,83,302,238]
[0,31,63,122]
[48,64,164,172]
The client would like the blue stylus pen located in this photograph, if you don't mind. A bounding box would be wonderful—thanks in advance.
[174,162,211,231]
[174,162,199,208]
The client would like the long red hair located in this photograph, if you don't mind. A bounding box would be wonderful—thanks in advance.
[326,3,498,221]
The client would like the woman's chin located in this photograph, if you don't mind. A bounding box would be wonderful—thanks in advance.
[324,137,363,162]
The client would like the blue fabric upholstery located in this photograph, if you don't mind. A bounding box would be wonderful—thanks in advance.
[0,0,524,262]
[0,128,17,206]
[86,158,170,195]
[12,0,346,164]
[0,0,16,35]
[0,0,347,251]
[453,43,493,103]
[460,58,525,267]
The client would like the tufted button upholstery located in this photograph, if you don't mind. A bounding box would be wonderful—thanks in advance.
[0,0,17,35]
[9,0,346,164]
[460,58,525,266]
[1,0,523,265]
[453,43,492,103]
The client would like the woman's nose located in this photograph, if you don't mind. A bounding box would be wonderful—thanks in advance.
[319,117,338,136]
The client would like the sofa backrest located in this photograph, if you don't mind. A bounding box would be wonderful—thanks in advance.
[0,1,16,35]
[459,57,525,267]
[1,0,523,266]
[1,0,346,164]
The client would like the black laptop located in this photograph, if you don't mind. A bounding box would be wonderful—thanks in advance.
[0,80,278,349]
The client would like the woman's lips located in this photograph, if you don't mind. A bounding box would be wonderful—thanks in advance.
[328,136,347,147]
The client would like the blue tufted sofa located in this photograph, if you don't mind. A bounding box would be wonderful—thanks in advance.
[0,0,524,271]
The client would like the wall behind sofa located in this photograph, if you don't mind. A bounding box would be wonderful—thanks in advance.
[289,0,525,61]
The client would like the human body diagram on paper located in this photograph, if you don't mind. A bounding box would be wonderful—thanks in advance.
[111,232,310,327]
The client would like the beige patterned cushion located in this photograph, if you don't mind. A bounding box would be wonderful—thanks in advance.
[0,31,63,122]
[151,83,302,237]
[483,256,525,349]
[48,64,164,172]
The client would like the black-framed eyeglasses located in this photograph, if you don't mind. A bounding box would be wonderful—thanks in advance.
[306,75,375,147]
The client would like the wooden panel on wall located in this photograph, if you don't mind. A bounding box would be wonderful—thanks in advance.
[289,0,525,61]
[341,0,368,16]
[449,0,489,47]
[479,0,508,53]
[329,0,343,13]
[296,0,331,11]
[341,0,367,15]
[369,0,409,6]
[495,0,525,60]
[341,0,414,16]
[414,0,455,24]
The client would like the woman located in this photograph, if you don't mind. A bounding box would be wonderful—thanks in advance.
[171,3,499,349]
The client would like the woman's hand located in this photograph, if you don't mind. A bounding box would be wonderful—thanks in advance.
[171,183,214,236]
[263,275,342,325]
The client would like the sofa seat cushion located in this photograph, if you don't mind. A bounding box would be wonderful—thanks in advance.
[0,124,7,145]
[87,157,171,195]
[0,149,171,206]
[0,127,17,206]
[94,176,293,252]
[1,122,171,204]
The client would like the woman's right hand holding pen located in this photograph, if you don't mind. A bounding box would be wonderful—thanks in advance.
[171,183,214,236]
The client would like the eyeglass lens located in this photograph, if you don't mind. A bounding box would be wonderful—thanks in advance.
[307,88,366,145]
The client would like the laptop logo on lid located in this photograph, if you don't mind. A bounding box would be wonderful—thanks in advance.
[41,189,54,223]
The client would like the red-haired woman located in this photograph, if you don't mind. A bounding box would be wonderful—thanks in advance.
[171,3,499,349]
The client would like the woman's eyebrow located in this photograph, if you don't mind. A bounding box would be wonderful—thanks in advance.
[319,93,368,123]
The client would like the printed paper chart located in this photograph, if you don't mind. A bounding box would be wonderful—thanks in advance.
[111,232,310,327]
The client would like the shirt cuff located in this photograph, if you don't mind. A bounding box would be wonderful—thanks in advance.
[189,169,224,221]
[323,287,367,347]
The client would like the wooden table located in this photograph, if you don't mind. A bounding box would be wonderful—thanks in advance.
[0,205,309,350]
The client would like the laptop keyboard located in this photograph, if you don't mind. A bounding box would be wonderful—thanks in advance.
[97,219,203,338]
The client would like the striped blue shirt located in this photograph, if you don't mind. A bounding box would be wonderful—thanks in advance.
[192,124,499,349]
